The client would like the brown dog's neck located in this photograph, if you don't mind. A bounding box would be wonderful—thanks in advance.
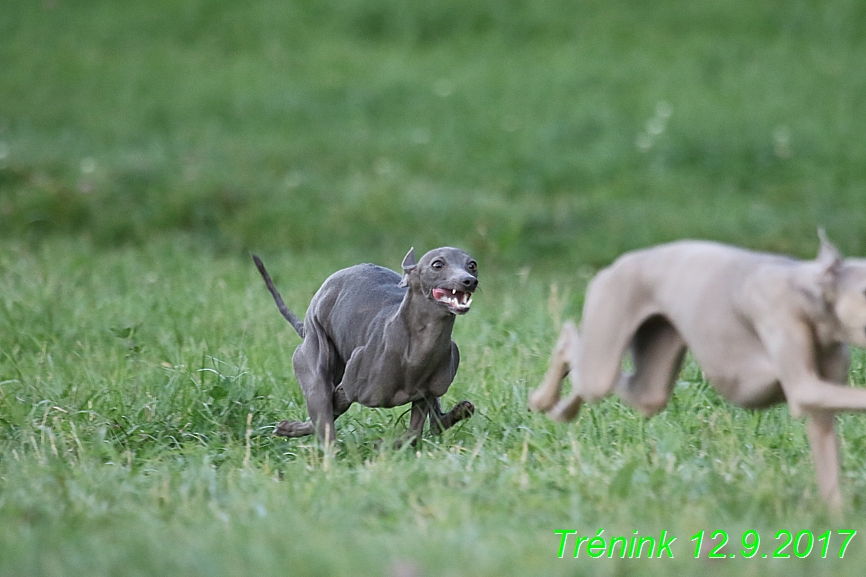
[791,263,846,347]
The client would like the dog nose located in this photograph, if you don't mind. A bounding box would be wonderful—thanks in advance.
[460,275,478,290]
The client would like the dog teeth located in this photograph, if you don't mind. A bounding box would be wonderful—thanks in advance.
[433,288,472,311]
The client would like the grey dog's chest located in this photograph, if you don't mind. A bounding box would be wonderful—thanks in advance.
[356,347,457,407]
[308,264,458,407]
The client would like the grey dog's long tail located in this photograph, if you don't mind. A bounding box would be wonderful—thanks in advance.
[252,254,305,338]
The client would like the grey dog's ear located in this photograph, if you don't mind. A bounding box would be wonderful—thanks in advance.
[398,247,416,288]
[817,228,843,298]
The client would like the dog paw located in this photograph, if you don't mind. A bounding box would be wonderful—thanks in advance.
[273,420,313,437]
[548,399,582,422]
[528,388,556,413]
[392,435,420,451]
[453,400,475,419]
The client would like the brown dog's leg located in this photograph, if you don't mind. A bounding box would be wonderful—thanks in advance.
[801,343,848,515]
[780,377,866,513]
[545,271,658,422]
[806,412,842,516]
[547,315,623,422]
[529,321,579,412]
[617,315,687,417]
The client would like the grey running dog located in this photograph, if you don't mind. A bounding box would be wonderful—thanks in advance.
[530,231,866,513]
[253,247,478,446]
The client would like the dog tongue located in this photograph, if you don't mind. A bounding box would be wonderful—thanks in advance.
[432,288,471,306]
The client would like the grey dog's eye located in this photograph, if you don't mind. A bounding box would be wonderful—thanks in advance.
[432,260,443,270]
[467,261,477,272]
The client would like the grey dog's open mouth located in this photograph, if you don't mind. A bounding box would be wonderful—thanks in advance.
[432,287,473,313]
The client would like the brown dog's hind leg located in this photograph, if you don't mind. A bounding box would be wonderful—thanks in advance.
[616,315,687,417]
[529,321,579,412]
[547,318,644,422]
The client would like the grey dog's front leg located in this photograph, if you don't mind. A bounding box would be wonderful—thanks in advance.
[428,396,475,435]
[409,400,429,438]
[392,401,429,449]
[396,397,474,448]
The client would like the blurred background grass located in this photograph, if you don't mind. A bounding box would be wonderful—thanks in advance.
[3,0,865,265]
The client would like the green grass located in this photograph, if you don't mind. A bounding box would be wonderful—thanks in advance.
[4,0,866,575]
[3,0,866,262]
[4,238,866,576]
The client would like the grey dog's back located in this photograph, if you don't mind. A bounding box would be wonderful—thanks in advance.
[308,264,406,353]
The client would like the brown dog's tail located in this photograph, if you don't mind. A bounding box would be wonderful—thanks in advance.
[252,254,305,339]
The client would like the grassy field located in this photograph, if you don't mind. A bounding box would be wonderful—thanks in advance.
[3,0,866,575]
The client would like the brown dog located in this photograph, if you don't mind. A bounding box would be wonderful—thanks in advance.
[530,232,866,512]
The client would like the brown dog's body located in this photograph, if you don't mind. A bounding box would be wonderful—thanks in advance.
[530,233,866,512]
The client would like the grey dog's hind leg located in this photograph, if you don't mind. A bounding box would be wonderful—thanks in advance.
[274,385,352,439]
[274,420,316,437]
[274,322,343,443]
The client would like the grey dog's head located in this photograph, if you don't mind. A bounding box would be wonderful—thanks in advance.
[816,230,866,347]
[399,247,478,315]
